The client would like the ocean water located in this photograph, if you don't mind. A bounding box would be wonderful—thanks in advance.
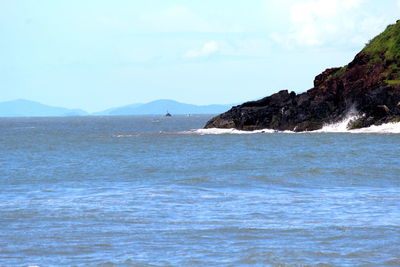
[0,115,399,266]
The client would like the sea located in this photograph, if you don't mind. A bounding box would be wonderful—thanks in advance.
[0,115,399,266]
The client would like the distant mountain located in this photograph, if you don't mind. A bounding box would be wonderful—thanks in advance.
[0,98,234,117]
[0,99,87,117]
[97,99,233,115]
[92,103,143,116]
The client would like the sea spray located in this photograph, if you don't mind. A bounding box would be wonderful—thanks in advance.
[187,128,277,135]
[189,120,400,135]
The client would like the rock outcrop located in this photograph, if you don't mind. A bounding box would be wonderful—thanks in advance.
[205,21,400,131]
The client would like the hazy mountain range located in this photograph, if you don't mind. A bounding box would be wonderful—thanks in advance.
[94,99,233,116]
[0,99,88,117]
[0,99,233,117]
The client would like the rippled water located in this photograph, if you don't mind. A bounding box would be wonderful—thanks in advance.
[0,115,399,266]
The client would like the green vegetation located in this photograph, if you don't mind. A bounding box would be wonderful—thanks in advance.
[385,80,400,85]
[330,65,348,79]
[361,21,400,81]
[389,116,400,123]
[322,65,348,83]
[362,21,400,61]
[318,21,400,83]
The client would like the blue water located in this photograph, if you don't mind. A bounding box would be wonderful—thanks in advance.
[0,115,399,266]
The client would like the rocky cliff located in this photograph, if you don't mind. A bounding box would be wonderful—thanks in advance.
[205,20,400,132]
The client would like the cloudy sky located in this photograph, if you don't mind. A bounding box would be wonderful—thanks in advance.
[1,0,400,112]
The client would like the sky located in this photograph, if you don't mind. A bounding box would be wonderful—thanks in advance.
[1,0,400,112]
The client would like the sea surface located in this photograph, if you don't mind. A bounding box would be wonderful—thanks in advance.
[0,115,399,266]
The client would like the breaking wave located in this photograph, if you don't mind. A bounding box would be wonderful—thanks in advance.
[348,121,400,133]
[317,115,400,134]
[315,115,360,133]
[186,128,277,135]
[187,117,400,135]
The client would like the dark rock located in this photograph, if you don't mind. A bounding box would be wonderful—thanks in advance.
[205,21,400,131]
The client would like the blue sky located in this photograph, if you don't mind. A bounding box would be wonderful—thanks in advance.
[1,0,400,112]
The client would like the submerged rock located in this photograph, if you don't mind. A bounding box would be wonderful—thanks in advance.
[205,20,400,132]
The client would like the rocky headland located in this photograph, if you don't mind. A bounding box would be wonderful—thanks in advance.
[205,20,400,132]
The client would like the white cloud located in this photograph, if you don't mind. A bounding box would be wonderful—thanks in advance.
[271,0,396,48]
[288,0,343,46]
[398,0,400,8]
[139,5,218,33]
[290,0,338,23]
[183,38,273,61]
[184,41,220,59]
[230,38,272,57]
[343,0,363,9]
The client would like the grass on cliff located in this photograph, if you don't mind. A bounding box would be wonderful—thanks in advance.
[321,20,400,83]
[363,20,400,61]
[333,65,347,77]
[385,79,400,85]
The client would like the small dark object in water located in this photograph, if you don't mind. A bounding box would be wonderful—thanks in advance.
[165,111,172,117]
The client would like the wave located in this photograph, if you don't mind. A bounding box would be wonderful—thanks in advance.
[315,115,359,133]
[187,117,400,135]
[186,128,277,135]
[317,115,400,134]
[348,121,400,133]
[113,134,141,138]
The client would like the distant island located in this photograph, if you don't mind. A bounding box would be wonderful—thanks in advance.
[0,99,233,117]
[0,99,87,117]
[205,20,400,131]
[95,99,233,116]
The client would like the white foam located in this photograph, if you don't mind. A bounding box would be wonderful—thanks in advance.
[315,115,360,133]
[186,128,277,135]
[315,114,400,134]
[349,121,400,134]
[188,118,400,135]
[113,134,141,138]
